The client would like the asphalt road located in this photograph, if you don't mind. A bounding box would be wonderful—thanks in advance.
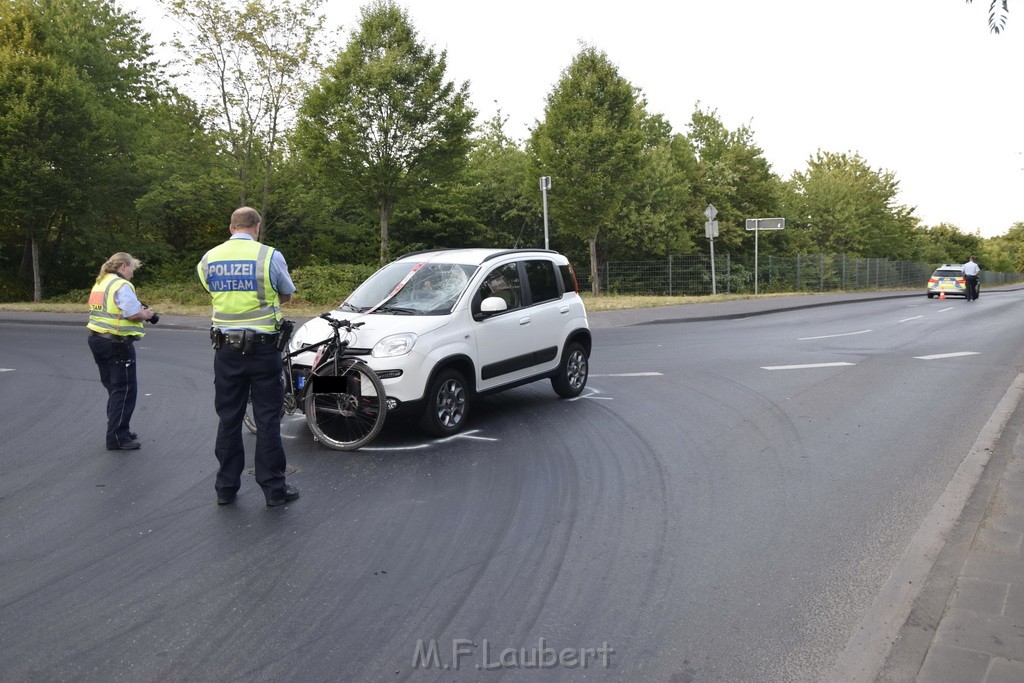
[2,290,1023,681]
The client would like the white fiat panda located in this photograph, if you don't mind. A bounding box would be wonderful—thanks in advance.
[287,249,591,436]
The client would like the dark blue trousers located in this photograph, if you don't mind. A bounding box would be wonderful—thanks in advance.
[88,333,138,448]
[213,343,288,502]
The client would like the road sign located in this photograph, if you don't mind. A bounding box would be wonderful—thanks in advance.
[746,217,785,230]
[704,220,719,238]
[705,204,717,221]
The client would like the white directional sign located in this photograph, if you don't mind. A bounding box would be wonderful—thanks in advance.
[705,204,718,220]
[705,220,719,238]
[745,217,785,231]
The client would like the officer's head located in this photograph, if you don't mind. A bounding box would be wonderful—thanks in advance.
[230,207,262,238]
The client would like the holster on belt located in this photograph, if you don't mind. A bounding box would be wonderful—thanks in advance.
[275,320,294,351]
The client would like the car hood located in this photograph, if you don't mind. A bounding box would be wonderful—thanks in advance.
[291,310,453,354]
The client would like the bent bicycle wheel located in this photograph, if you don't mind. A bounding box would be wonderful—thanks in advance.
[304,361,387,450]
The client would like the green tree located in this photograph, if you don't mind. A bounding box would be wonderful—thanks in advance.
[162,0,328,232]
[784,151,918,259]
[0,0,162,300]
[967,1,1010,33]
[529,45,647,295]
[686,107,783,258]
[293,0,475,264]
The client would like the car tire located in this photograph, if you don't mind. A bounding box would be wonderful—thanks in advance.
[926,293,934,299]
[419,368,470,437]
[551,341,589,398]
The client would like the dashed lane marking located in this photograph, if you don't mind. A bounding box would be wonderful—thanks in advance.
[761,362,856,371]
[898,315,924,323]
[798,330,873,340]
[914,351,980,360]
[589,372,664,377]
[0,368,13,372]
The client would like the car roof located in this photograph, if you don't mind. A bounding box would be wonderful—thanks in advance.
[393,248,566,266]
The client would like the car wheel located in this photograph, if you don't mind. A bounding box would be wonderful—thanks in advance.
[419,368,470,437]
[926,293,934,299]
[552,341,589,398]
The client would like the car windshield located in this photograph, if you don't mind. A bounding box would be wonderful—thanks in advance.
[342,261,477,315]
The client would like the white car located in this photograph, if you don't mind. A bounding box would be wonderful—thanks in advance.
[288,248,592,436]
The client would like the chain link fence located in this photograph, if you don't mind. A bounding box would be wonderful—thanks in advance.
[574,254,1024,296]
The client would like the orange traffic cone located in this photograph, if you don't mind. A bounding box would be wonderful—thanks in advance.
[939,291,946,300]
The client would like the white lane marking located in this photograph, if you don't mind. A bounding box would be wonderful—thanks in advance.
[798,330,873,341]
[914,351,980,360]
[590,372,663,377]
[761,362,855,370]
[898,315,924,322]
[938,307,954,312]
[0,368,14,372]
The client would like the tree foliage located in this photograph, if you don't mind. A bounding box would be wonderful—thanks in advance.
[293,0,475,264]
[784,151,918,259]
[967,0,1011,33]
[0,0,163,299]
[162,0,328,232]
[529,45,648,294]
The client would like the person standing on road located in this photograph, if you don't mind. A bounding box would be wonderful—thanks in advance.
[962,256,981,301]
[197,207,299,508]
[86,253,156,450]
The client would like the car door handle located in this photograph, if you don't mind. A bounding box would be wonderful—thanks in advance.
[519,316,531,325]
[560,306,569,314]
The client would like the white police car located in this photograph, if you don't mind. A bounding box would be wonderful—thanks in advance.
[288,249,592,436]
[926,264,967,299]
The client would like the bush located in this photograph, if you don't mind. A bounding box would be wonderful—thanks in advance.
[290,263,378,308]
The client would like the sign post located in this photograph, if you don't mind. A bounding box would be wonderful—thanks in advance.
[704,204,719,295]
[744,217,785,294]
[540,176,552,250]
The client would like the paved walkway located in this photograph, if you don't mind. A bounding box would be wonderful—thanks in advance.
[3,288,1023,680]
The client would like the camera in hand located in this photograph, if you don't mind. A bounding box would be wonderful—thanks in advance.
[140,302,160,325]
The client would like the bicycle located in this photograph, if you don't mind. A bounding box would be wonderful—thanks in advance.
[243,314,387,450]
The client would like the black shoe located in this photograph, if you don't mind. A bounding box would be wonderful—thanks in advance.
[266,485,300,507]
[129,431,138,440]
[107,440,141,450]
[216,494,236,506]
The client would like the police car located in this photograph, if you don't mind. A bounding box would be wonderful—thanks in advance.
[926,264,967,299]
[288,249,592,437]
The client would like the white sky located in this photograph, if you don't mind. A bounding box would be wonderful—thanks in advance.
[122,0,1024,238]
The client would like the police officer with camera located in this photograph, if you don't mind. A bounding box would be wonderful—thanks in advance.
[87,252,157,450]
[197,207,299,507]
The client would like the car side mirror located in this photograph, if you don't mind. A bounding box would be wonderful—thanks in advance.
[480,296,508,315]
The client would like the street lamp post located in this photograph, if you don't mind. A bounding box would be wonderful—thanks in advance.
[540,176,551,250]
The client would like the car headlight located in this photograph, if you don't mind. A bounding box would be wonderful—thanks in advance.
[372,333,416,358]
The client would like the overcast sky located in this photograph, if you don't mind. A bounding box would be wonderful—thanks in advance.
[123,0,1024,238]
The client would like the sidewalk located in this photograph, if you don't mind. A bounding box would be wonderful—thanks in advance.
[3,288,1023,680]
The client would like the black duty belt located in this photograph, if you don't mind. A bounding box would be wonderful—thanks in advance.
[224,331,278,344]
[89,331,137,343]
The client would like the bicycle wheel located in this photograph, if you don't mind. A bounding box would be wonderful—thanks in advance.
[304,360,387,450]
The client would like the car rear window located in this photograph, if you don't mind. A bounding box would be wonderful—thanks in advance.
[932,269,961,278]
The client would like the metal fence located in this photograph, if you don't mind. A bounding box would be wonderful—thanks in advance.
[574,254,1024,296]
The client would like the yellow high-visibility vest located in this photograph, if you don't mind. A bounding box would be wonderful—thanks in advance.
[86,273,145,337]
[197,239,281,332]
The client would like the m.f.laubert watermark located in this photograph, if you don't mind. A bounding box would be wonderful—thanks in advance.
[412,637,614,671]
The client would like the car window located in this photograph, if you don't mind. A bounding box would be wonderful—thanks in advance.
[525,259,560,303]
[932,269,961,278]
[478,262,522,311]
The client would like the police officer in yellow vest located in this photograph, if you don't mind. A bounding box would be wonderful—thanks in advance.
[197,207,299,507]
[87,252,156,450]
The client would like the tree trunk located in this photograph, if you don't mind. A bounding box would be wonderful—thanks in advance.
[31,236,42,303]
[589,235,600,296]
[379,200,394,265]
